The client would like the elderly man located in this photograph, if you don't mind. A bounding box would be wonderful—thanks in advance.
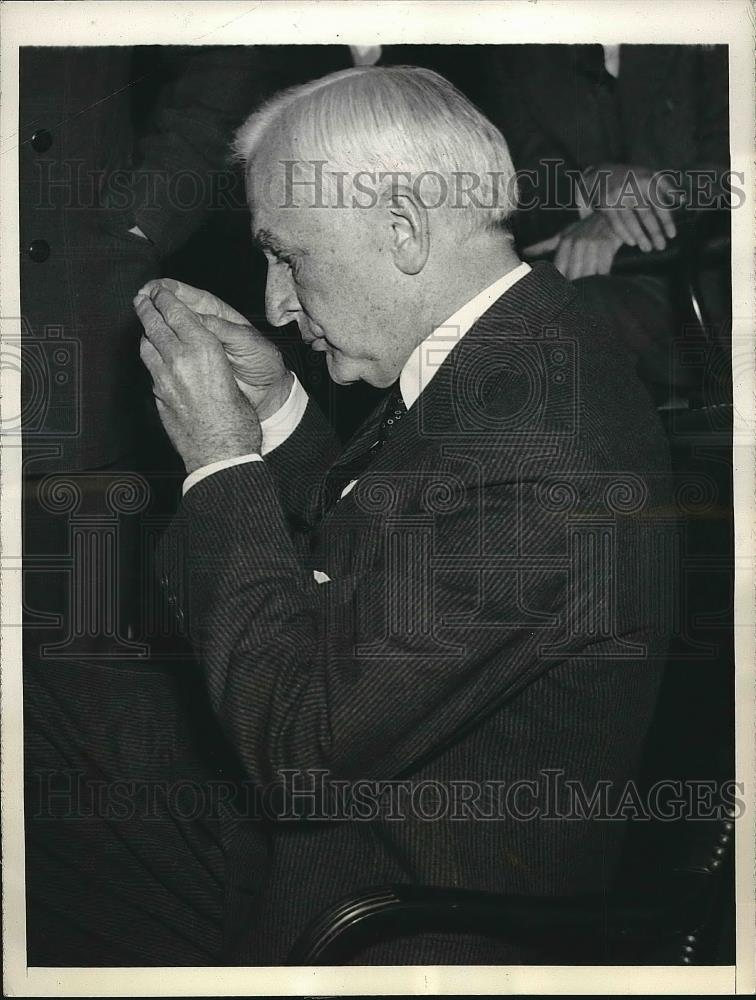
[135,66,675,965]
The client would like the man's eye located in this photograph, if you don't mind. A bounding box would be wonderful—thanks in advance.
[267,251,299,278]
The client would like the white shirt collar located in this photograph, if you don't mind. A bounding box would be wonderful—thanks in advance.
[399,261,531,410]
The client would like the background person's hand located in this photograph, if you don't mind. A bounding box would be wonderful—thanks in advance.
[140,278,292,420]
[583,163,680,252]
[524,213,623,281]
[135,285,262,473]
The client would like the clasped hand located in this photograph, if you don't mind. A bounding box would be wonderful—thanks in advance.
[524,163,681,281]
[134,279,291,474]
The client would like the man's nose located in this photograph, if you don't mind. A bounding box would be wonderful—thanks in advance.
[265,265,300,328]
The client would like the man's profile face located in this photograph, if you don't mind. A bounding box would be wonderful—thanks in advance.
[249,132,414,388]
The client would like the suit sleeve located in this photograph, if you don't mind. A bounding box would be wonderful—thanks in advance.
[127,46,270,255]
[126,45,356,256]
[156,446,623,790]
[260,396,341,531]
[692,45,730,171]
[688,45,732,216]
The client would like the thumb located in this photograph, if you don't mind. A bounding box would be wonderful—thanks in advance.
[198,313,252,340]
[522,233,561,257]
[200,313,257,345]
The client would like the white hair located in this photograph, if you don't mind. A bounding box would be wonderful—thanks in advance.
[232,65,518,233]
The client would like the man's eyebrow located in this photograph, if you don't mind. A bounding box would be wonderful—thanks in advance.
[252,228,297,256]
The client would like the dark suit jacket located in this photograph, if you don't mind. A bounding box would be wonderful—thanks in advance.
[20,44,355,967]
[473,44,730,246]
[19,45,352,473]
[159,263,675,963]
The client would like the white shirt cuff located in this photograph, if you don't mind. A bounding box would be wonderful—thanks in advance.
[182,453,264,495]
[259,372,308,455]
[182,373,308,495]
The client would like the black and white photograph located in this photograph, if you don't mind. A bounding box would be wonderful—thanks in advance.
[1,1,754,995]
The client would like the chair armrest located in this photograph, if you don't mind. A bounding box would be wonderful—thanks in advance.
[287,875,712,966]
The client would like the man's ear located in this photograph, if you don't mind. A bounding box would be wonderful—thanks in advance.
[386,185,429,275]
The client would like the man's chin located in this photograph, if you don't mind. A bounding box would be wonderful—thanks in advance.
[325,353,361,385]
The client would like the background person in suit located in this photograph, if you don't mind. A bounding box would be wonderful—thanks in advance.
[20,42,353,646]
[21,43,353,967]
[471,44,731,401]
[136,65,676,964]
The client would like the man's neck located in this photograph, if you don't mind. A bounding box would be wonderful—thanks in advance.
[379,233,523,388]
[425,236,522,337]
[394,241,528,409]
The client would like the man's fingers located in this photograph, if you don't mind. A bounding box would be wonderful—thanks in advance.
[139,334,163,370]
[140,278,248,325]
[635,206,667,252]
[134,294,177,358]
[652,204,677,241]
[651,172,683,212]
[603,209,636,247]
[139,338,170,403]
[199,312,258,344]
[597,238,618,275]
[563,242,578,281]
[568,237,591,280]
[584,239,601,278]
[617,208,652,252]
[149,288,212,347]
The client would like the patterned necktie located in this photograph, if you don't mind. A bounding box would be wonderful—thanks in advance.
[322,381,407,511]
[378,381,408,444]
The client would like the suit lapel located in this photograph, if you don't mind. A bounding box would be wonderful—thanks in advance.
[416,261,577,424]
[325,262,577,515]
